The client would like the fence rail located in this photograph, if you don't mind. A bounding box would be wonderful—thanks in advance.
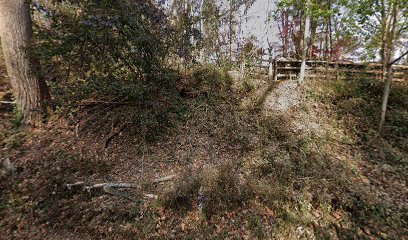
[256,59,408,83]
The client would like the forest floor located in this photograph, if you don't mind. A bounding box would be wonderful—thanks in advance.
[0,62,407,239]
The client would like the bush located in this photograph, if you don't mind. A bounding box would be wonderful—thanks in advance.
[33,0,173,104]
[191,65,234,102]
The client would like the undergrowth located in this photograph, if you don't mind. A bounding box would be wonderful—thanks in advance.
[1,61,407,238]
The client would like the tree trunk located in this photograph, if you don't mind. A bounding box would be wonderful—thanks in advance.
[328,0,333,59]
[325,16,331,60]
[229,0,233,64]
[299,5,309,82]
[199,0,205,62]
[0,0,50,125]
[380,0,391,81]
[380,0,399,128]
[307,17,316,58]
[380,65,392,127]
[281,9,289,58]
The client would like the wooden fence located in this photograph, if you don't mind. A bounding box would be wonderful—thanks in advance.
[257,59,408,83]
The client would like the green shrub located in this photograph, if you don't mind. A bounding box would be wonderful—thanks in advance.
[191,65,233,101]
[33,0,173,104]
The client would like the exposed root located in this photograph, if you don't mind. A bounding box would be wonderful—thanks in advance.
[101,122,126,153]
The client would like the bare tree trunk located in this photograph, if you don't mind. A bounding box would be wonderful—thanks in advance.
[307,17,317,58]
[380,0,391,81]
[0,0,50,125]
[299,4,309,82]
[380,0,399,128]
[380,65,392,127]
[325,17,330,60]
[199,0,205,62]
[280,9,289,58]
[229,0,233,64]
[319,21,324,59]
[328,0,333,59]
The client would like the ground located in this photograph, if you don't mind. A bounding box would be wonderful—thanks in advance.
[0,62,407,239]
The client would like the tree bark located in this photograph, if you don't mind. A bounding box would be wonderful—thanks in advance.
[229,0,233,64]
[280,9,289,58]
[328,0,333,59]
[380,0,391,81]
[199,0,205,62]
[299,3,309,82]
[0,0,50,125]
[380,64,392,128]
[380,0,399,128]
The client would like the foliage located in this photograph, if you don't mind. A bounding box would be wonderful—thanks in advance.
[345,0,408,62]
[33,0,173,103]
[273,0,362,59]
[191,65,234,101]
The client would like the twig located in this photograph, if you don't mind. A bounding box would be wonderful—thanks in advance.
[75,123,79,138]
[66,181,85,190]
[78,101,132,106]
[84,182,139,191]
[0,101,15,104]
[152,174,177,183]
[296,177,333,181]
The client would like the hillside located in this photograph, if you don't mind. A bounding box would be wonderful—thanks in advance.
[1,62,407,239]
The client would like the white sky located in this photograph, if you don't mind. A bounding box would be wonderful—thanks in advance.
[239,0,279,48]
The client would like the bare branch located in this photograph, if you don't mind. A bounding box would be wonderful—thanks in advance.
[0,101,15,104]
[152,174,177,183]
[66,174,177,202]
[390,50,408,66]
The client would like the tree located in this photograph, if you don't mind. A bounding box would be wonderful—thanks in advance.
[299,0,310,82]
[378,0,408,127]
[349,0,407,126]
[0,0,50,125]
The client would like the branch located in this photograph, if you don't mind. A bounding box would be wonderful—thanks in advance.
[66,175,177,202]
[390,50,408,66]
[84,182,138,191]
[152,174,177,183]
[66,181,85,190]
[78,101,132,106]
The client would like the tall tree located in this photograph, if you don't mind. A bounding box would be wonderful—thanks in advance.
[0,0,50,125]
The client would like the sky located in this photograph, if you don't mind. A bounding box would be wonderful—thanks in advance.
[239,0,279,48]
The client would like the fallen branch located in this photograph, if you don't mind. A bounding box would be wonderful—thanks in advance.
[152,174,177,183]
[66,181,85,190]
[84,182,138,191]
[78,100,132,106]
[0,101,15,104]
[103,184,137,202]
[66,174,177,202]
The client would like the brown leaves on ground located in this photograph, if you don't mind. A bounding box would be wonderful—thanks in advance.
[1,74,407,239]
